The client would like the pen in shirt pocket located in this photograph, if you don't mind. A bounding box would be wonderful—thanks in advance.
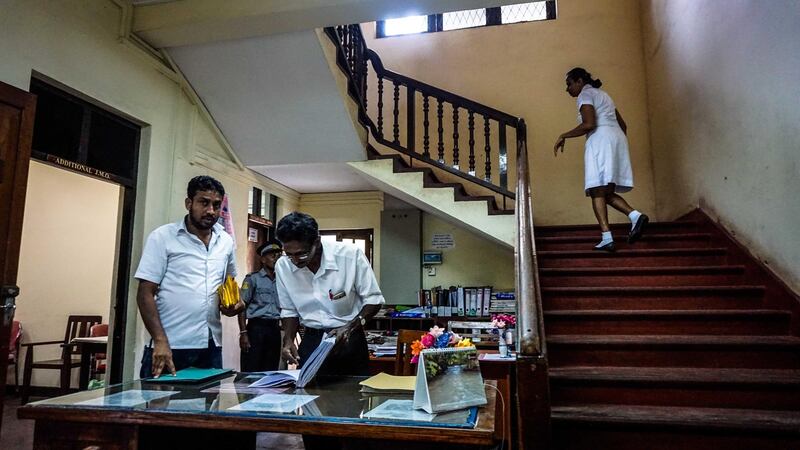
[329,289,346,300]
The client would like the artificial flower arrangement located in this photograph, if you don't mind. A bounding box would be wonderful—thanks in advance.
[410,326,473,364]
[490,313,516,331]
[410,326,476,379]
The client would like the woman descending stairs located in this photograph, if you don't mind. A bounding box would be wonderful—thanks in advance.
[535,210,800,450]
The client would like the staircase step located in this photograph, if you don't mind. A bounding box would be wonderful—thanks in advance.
[552,404,800,450]
[542,285,767,310]
[547,335,800,369]
[551,367,800,410]
[535,220,701,237]
[540,265,747,287]
[538,247,727,268]
[536,232,714,250]
[544,310,791,335]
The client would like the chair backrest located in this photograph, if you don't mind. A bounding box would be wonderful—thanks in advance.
[8,320,22,361]
[64,315,103,356]
[90,324,109,338]
[394,329,426,376]
[448,320,497,347]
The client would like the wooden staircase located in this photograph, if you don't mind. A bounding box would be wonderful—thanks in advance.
[366,145,513,216]
[536,210,800,449]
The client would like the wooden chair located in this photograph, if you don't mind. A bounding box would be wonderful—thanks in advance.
[7,320,22,392]
[394,329,426,376]
[21,315,102,404]
[89,323,109,379]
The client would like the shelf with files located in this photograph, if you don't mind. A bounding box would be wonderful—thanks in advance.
[367,316,499,347]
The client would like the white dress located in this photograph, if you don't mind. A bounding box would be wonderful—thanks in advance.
[577,85,634,195]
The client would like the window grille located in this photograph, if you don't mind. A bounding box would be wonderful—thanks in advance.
[377,1,556,38]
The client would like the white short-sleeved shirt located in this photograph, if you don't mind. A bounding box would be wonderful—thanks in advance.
[275,240,385,329]
[134,217,237,349]
[576,85,619,129]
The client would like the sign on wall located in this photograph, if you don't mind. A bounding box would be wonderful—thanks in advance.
[431,233,455,249]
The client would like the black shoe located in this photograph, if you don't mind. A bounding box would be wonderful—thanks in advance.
[593,241,616,252]
[628,214,649,244]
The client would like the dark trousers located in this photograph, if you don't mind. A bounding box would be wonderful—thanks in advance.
[300,326,370,450]
[139,338,221,379]
[240,318,281,372]
[298,326,370,377]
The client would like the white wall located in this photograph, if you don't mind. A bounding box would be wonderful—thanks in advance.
[10,162,120,388]
[641,0,800,291]
[1,0,299,382]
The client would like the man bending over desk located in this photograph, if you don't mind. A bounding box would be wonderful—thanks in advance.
[275,212,384,377]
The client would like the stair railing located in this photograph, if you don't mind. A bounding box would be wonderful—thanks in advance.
[514,120,551,448]
[325,24,520,209]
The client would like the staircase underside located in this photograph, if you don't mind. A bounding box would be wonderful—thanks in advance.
[349,151,515,248]
[538,209,800,449]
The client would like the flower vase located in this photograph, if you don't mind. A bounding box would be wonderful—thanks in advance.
[498,329,509,357]
[505,329,515,354]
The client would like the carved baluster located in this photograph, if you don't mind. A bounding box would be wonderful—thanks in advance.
[422,95,430,158]
[437,99,444,163]
[452,105,460,170]
[468,111,476,176]
[499,124,507,190]
[362,50,368,111]
[484,116,492,182]
[377,76,384,138]
[392,81,400,144]
[407,88,415,153]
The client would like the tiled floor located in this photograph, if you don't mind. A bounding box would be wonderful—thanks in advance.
[1,394,304,450]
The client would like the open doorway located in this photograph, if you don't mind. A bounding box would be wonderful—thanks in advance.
[7,75,143,398]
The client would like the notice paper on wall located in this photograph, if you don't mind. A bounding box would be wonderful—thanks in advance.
[431,233,454,249]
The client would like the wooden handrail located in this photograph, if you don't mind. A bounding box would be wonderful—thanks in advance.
[366,50,519,126]
[325,24,519,203]
[514,120,546,357]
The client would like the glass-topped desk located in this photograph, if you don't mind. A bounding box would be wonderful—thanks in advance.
[18,373,498,449]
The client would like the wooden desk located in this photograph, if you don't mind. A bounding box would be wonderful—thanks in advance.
[18,374,499,450]
[70,336,107,390]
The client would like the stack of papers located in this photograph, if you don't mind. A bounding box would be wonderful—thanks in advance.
[372,344,397,357]
[359,372,416,396]
[250,336,336,388]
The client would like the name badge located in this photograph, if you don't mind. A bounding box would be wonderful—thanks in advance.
[329,290,346,301]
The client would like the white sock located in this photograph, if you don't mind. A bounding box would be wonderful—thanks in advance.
[628,210,642,228]
[595,231,613,248]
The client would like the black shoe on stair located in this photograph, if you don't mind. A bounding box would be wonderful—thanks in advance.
[628,214,649,244]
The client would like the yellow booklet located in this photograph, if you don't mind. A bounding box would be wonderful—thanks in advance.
[359,372,416,391]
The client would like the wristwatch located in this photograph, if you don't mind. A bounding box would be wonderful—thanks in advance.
[357,315,367,327]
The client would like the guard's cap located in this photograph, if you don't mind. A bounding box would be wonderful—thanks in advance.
[258,240,283,256]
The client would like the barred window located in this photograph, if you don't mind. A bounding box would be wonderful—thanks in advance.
[376,1,556,38]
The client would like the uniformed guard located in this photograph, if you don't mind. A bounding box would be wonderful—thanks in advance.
[238,239,283,371]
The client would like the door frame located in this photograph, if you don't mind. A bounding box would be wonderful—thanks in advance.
[0,80,37,431]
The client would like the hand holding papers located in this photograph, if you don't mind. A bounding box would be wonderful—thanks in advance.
[250,335,336,388]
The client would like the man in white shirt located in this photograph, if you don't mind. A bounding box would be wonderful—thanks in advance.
[275,212,384,377]
[135,176,243,378]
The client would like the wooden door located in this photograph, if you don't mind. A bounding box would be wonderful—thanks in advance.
[0,80,37,432]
